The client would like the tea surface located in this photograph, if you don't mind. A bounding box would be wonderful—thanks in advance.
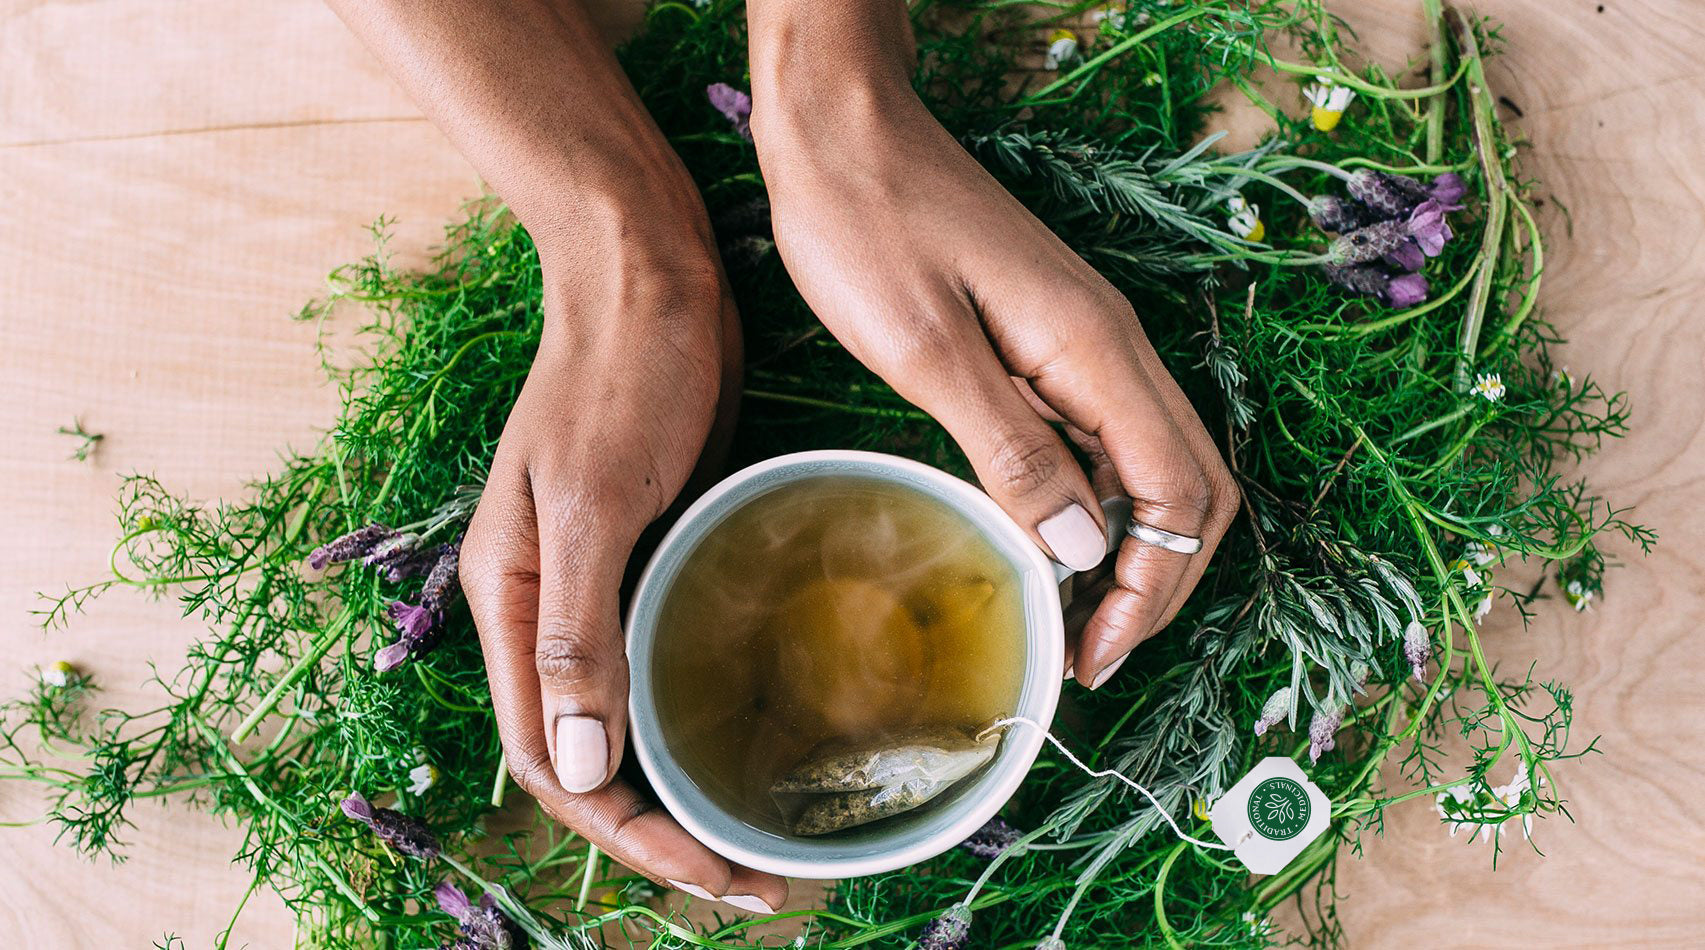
[652,475,1026,833]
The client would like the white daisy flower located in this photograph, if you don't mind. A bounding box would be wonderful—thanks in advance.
[407,756,439,796]
[42,660,75,689]
[1472,372,1506,402]
[1044,29,1080,70]
[1227,194,1266,242]
[1564,579,1594,612]
[1436,768,1543,843]
[1303,77,1357,131]
[1474,593,1494,622]
[1551,366,1575,389]
[1466,539,1497,567]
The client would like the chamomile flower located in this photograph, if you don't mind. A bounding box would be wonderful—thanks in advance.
[1241,911,1273,936]
[1474,593,1494,623]
[1472,372,1507,402]
[1043,29,1079,70]
[1227,194,1265,242]
[1465,539,1498,567]
[1439,768,1543,843]
[1564,579,1594,611]
[1303,77,1357,131]
[1192,796,1212,822]
[1552,366,1575,389]
[42,660,75,689]
[407,747,439,791]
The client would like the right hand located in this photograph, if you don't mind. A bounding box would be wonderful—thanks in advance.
[459,203,787,914]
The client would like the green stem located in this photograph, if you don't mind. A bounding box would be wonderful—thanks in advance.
[231,609,353,742]
[576,843,600,911]
[1422,0,1450,164]
[1017,8,1213,106]
[1153,842,1188,950]
[1447,7,1509,391]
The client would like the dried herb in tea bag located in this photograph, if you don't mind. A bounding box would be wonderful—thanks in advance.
[772,726,1000,835]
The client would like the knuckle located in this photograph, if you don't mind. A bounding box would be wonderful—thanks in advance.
[888,313,964,377]
[508,753,559,800]
[533,632,607,689]
[985,431,1066,498]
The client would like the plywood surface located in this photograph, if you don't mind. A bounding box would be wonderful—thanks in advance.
[1,0,1699,945]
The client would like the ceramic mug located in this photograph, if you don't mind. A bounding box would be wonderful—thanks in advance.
[625,450,1127,878]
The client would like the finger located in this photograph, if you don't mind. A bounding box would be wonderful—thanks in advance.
[462,482,787,909]
[880,310,1107,572]
[1023,342,1226,686]
[529,468,637,797]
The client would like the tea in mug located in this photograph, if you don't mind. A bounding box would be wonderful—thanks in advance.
[651,475,1025,835]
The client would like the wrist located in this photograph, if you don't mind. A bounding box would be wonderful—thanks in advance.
[746,0,920,150]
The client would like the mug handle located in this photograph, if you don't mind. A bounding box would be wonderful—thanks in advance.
[1051,496,1132,606]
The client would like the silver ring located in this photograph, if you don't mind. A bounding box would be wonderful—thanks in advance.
[1126,517,1203,555]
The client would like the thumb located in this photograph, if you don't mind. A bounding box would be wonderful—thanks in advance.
[534,495,637,795]
[883,315,1106,572]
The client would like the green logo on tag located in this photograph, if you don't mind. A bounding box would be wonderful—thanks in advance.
[1246,777,1310,840]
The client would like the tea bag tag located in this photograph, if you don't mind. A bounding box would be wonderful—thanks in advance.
[1207,757,1330,875]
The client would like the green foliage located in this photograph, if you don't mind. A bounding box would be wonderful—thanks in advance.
[3,1,1649,947]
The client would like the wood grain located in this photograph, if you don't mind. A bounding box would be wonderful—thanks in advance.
[0,0,1699,945]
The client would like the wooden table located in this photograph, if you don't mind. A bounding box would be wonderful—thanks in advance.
[2,1,1700,945]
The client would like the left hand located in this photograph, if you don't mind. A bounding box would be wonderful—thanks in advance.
[749,55,1238,689]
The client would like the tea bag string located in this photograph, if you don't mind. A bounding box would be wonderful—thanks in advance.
[979,717,1233,852]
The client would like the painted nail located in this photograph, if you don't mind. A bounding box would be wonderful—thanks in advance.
[723,894,778,914]
[553,715,608,793]
[1038,503,1106,572]
[1091,653,1129,690]
[667,880,716,901]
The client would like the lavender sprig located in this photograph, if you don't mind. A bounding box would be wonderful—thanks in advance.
[959,816,1021,859]
[341,792,440,859]
[436,880,530,950]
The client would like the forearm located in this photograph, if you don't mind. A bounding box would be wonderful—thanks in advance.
[745,0,917,137]
[327,0,703,254]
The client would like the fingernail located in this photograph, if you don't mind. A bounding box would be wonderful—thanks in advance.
[1091,653,1128,690]
[723,894,777,914]
[553,715,608,793]
[1064,664,1076,680]
[1038,504,1105,572]
[667,880,716,901]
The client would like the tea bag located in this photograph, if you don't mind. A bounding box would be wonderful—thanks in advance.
[771,726,1000,835]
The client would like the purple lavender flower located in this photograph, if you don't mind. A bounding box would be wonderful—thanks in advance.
[1347,169,1431,218]
[1323,264,1429,308]
[919,905,972,950]
[435,881,529,950]
[1308,707,1345,764]
[706,83,753,141]
[383,546,442,583]
[1406,199,1455,257]
[376,601,444,672]
[341,792,440,859]
[1329,219,1410,264]
[308,524,394,571]
[363,533,424,579]
[1403,621,1431,682]
[1383,240,1425,272]
[959,817,1021,859]
[1253,687,1293,737]
[1384,273,1429,308]
[1428,172,1467,208]
[420,542,462,614]
[1308,194,1367,233]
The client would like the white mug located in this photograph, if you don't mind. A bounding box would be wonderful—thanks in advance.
[624,450,1126,878]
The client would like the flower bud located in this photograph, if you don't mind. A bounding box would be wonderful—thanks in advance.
[308,524,394,571]
[1403,621,1431,682]
[706,83,752,141]
[1254,687,1294,736]
[1308,707,1344,763]
[959,817,1021,859]
[341,792,440,859]
[1330,220,1410,264]
[1347,169,1430,218]
[919,905,972,950]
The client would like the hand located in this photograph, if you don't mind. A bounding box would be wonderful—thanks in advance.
[459,219,786,913]
[749,42,1238,688]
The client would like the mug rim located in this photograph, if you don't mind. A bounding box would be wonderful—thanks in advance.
[625,450,1065,879]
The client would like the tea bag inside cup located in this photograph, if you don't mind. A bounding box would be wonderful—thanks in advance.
[771,725,1001,836]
